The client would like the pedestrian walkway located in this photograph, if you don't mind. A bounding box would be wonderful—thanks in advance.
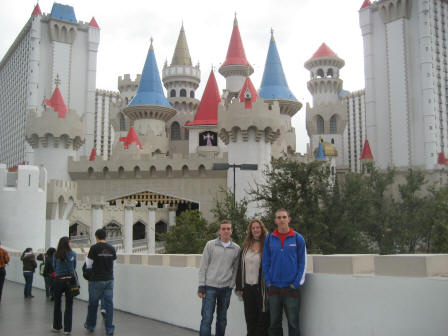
[0,280,196,335]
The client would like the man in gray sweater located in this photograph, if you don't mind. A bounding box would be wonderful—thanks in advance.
[197,220,240,336]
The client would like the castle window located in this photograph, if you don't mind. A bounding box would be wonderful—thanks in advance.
[330,115,337,133]
[327,68,334,78]
[171,122,181,140]
[184,126,189,140]
[170,89,176,98]
[119,113,126,131]
[317,115,324,134]
[190,91,195,98]
[317,69,324,78]
[180,89,187,97]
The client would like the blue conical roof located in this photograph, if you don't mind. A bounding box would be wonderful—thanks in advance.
[316,143,326,161]
[259,33,296,101]
[129,41,171,107]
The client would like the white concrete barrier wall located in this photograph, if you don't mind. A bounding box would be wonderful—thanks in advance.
[5,254,448,336]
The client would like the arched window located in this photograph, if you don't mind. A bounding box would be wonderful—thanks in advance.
[316,115,324,134]
[180,89,187,97]
[133,222,146,240]
[170,89,176,97]
[190,91,195,98]
[330,115,337,133]
[327,68,334,78]
[171,122,181,140]
[184,127,189,140]
[317,69,324,78]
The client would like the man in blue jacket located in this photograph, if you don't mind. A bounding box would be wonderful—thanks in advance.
[262,208,307,336]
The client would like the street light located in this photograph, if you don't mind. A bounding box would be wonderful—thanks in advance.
[212,163,258,210]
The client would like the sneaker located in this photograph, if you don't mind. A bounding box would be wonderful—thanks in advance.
[63,332,71,335]
[51,328,62,333]
[101,309,106,318]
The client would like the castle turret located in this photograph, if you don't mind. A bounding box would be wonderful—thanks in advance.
[305,43,347,167]
[122,39,176,155]
[162,24,201,147]
[26,81,85,181]
[219,76,280,216]
[219,16,254,94]
[259,30,302,157]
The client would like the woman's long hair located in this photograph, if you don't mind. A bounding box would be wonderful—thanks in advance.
[55,237,72,260]
[242,219,268,254]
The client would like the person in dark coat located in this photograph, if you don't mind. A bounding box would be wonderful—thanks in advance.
[21,247,37,298]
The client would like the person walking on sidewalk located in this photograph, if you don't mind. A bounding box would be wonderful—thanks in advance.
[84,228,117,336]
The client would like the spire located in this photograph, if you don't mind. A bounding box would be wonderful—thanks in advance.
[438,152,447,165]
[128,40,171,107]
[259,31,297,101]
[45,77,68,118]
[316,143,326,161]
[89,17,99,28]
[360,0,371,10]
[186,70,221,126]
[239,77,258,109]
[32,3,42,16]
[119,127,143,149]
[89,148,97,161]
[171,24,192,66]
[311,43,338,59]
[360,139,374,160]
[220,16,252,69]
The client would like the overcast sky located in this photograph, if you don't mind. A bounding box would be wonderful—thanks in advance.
[0,0,366,153]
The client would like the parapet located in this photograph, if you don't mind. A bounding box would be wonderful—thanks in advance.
[118,74,141,92]
[0,164,45,191]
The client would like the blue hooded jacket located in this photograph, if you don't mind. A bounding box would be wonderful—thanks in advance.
[262,229,307,288]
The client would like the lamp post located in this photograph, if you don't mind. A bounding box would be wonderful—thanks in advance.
[212,163,258,210]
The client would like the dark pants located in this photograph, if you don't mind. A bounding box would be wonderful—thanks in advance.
[53,278,74,332]
[23,272,33,297]
[267,286,301,336]
[45,275,54,298]
[0,267,5,300]
[242,284,269,336]
[199,286,232,336]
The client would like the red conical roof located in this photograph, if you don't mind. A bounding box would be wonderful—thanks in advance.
[360,139,374,160]
[89,17,99,28]
[438,152,447,164]
[311,43,338,59]
[360,0,371,10]
[45,87,68,118]
[89,148,97,161]
[220,17,251,68]
[32,3,42,16]
[186,70,221,126]
[239,77,258,109]
[119,127,142,149]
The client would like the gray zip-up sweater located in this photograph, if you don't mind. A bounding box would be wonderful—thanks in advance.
[198,239,240,290]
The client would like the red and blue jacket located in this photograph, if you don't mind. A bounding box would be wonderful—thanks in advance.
[262,228,307,289]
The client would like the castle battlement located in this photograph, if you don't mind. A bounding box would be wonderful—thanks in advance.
[47,179,78,203]
[118,74,141,92]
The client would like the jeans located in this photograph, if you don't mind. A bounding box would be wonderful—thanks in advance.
[85,280,114,334]
[243,284,269,336]
[267,286,301,336]
[199,286,232,336]
[23,272,33,297]
[45,275,54,298]
[53,278,74,332]
[0,268,5,300]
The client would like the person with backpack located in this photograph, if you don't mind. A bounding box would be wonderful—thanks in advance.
[52,237,77,335]
[262,209,307,336]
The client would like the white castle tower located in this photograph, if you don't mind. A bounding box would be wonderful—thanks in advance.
[162,24,201,149]
[219,76,281,216]
[305,43,347,166]
[26,79,85,181]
